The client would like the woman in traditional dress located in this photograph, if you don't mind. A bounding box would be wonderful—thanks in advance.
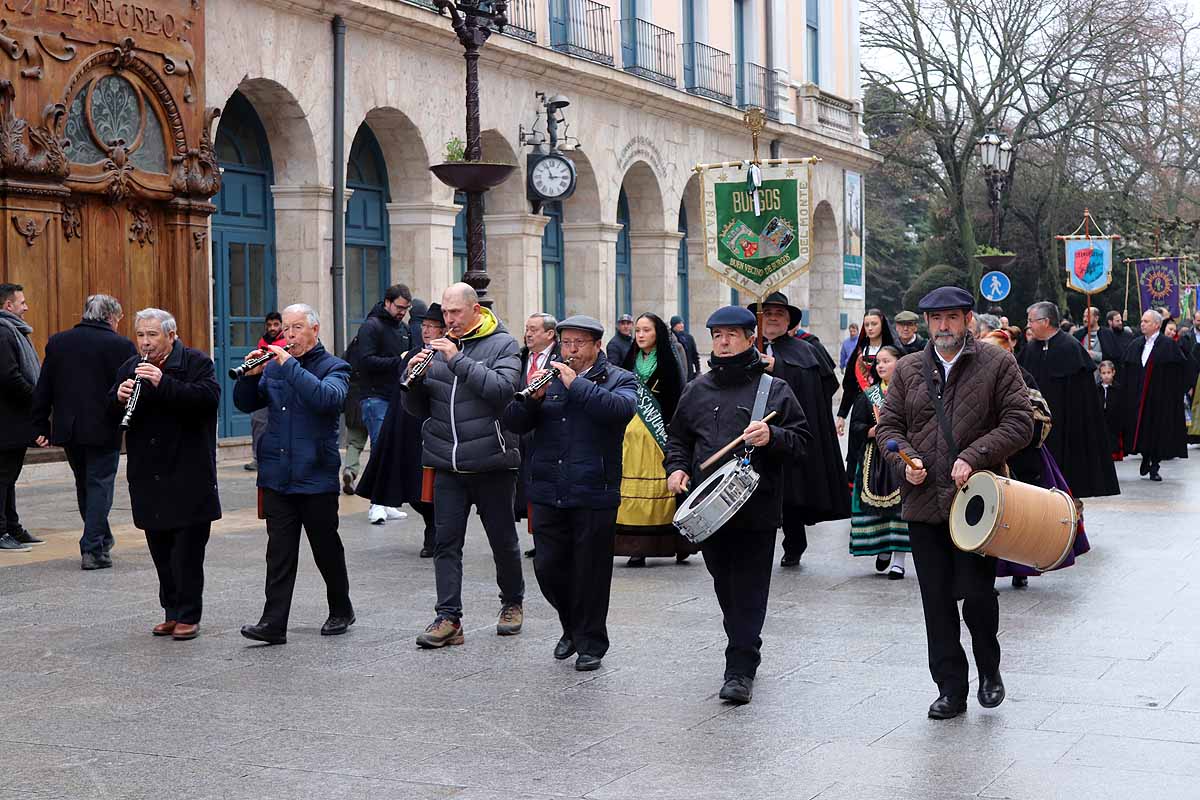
[616,313,692,567]
[847,347,910,579]
[837,309,897,486]
[979,330,1090,588]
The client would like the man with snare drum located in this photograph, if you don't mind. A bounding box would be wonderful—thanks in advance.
[875,287,1032,720]
[664,306,809,705]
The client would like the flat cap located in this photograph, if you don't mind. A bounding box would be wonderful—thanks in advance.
[617,313,634,323]
[556,314,604,338]
[669,315,683,327]
[893,310,920,323]
[917,286,974,312]
[706,305,757,331]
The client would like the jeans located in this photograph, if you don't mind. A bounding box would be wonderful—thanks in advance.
[146,523,211,624]
[63,444,120,556]
[259,490,353,631]
[360,397,389,448]
[432,470,524,622]
[0,447,25,537]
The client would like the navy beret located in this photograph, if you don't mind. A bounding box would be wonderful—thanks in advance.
[706,305,757,331]
[556,314,604,338]
[918,286,974,312]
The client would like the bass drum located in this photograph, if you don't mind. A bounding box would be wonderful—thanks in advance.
[950,470,1077,572]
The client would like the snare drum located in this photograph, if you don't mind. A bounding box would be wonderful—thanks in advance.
[673,459,760,544]
[949,470,1077,571]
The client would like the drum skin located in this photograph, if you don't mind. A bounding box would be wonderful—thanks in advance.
[673,460,760,544]
[950,470,1078,571]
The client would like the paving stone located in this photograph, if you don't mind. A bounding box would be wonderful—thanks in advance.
[980,762,1200,800]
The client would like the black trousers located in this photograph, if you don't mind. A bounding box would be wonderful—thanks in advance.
[145,523,211,624]
[411,500,435,550]
[701,526,776,679]
[0,447,25,537]
[433,470,524,622]
[781,507,806,558]
[260,490,353,631]
[531,504,617,658]
[908,520,1000,699]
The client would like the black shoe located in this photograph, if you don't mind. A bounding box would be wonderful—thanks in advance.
[9,527,44,546]
[524,547,536,558]
[0,533,31,552]
[102,540,113,556]
[875,554,891,573]
[887,565,906,580]
[1139,459,1150,476]
[244,461,258,471]
[80,552,110,570]
[719,675,754,704]
[1149,471,1162,482]
[240,623,287,645]
[978,674,1005,708]
[1011,576,1028,589]
[321,614,355,636]
[675,553,690,563]
[554,637,576,660]
[341,470,356,495]
[626,556,646,568]
[928,694,967,719]
[780,553,801,567]
[420,546,434,558]
[575,654,602,671]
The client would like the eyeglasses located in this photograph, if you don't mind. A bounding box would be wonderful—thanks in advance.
[559,338,594,348]
[1028,317,1048,323]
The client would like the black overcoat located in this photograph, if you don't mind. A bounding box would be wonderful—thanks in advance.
[109,340,221,531]
[1119,334,1189,462]
[356,349,428,508]
[1019,331,1120,498]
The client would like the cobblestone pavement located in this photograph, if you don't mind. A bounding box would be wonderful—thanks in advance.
[2,450,1199,799]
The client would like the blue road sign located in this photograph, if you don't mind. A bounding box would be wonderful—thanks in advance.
[981,271,1011,303]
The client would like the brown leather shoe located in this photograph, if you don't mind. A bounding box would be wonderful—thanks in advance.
[172,623,199,640]
[152,621,177,637]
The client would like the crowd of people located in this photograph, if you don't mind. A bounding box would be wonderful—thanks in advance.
[1,277,1197,713]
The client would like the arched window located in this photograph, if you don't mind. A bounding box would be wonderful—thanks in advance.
[64,72,168,173]
[453,192,467,280]
[615,188,632,317]
[346,125,390,328]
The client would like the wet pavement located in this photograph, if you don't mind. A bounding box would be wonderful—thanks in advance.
[1,448,1198,799]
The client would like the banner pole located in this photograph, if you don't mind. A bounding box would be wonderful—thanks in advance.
[1124,260,1131,322]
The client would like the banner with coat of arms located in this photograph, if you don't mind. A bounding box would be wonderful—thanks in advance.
[696,158,817,300]
[1057,209,1119,295]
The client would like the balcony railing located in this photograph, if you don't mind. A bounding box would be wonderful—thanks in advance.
[680,42,732,104]
[618,18,676,87]
[503,0,537,42]
[550,0,614,66]
[736,61,778,120]
[797,83,862,141]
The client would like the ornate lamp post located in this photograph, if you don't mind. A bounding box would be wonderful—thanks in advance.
[975,130,1015,247]
[431,0,516,306]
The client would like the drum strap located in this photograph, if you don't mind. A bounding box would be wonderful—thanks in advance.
[751,373,772,423]
[922,354,959,462]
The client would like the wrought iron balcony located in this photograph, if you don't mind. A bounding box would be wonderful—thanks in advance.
[549,0,614,66]
[680,42,732,104]
[618,18,676,87]
[502,0,537,42]
[736,61,779,120]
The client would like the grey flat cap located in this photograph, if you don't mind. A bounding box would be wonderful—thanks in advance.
[557,314,605,338]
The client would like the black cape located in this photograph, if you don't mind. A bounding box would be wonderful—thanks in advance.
[768,334,850,523]
[356,350,427,508]
[1019,331,1120,498]
[1097,381,1124,457]
[1118,334,1189,462]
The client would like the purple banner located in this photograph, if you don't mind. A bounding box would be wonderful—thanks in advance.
[1135,258,1182,318]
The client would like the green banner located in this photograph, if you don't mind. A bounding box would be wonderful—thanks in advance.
[698,159,816,299]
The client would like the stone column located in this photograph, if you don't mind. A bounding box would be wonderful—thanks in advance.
[483,212,549,326]
[806,220,850,351]
[629,230,684,320]
[386,201,460,305]
[684,235,721,356]
[271,185,334,334]
[561,222,621,326]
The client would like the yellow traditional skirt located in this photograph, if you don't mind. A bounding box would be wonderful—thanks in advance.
[614,415,695,557]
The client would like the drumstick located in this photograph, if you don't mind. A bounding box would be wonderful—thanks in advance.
[698,411,778,472]
[885,439,922,470]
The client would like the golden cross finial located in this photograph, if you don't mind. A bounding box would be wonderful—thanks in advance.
[743,108,766,164]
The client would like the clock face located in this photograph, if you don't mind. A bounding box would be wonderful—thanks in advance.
[531,156,574,199]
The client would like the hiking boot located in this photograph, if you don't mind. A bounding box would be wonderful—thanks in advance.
[416,616,464,649]
[496,603,523,636]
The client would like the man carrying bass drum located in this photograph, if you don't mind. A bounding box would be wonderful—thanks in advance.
[874,287,1033,721]
[664,306,809,705]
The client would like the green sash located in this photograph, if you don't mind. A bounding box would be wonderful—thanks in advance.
[634,379,669,452]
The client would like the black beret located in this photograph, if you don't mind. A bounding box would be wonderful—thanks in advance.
[706,305,757,331]
[917,287,974,312]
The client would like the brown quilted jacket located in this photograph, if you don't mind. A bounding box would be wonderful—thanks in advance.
[875,336,1033,524]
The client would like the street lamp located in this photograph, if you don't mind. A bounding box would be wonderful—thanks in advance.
[430,0,515,306]
[976,130,1015,247]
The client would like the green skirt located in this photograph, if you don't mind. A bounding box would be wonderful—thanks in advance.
[848,447,911,557]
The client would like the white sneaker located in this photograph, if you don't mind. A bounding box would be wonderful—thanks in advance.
[384,507,408,520]
[368,505,387,525]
